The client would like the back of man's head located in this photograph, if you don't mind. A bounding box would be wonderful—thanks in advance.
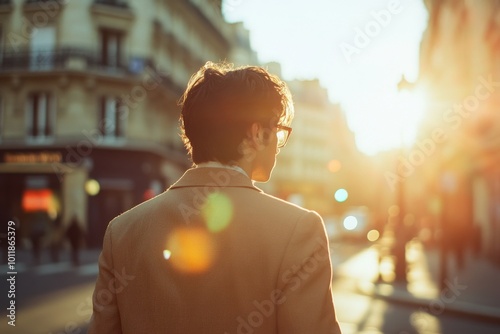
[179,62,293,164]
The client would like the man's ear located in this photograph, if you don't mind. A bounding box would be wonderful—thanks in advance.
[238,123,262,162]
[248,122,264,147]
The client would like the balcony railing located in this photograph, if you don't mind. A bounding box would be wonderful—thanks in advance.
[0,48,148,74]
[0,48,186,95]
[93,0,129,9]
[25,0,55,3]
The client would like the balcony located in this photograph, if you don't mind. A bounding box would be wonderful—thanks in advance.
[187,0,231,48]
[91,0,134,30]
[0,47,186,94]
[23,0,65,14]
[0,48,149,75]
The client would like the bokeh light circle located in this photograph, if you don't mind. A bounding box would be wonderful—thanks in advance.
[334,189,348,203]
[367,229,380,242]
[343,216,358,230]
[85,179,100,196]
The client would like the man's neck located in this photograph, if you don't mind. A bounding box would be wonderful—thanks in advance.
[196,161,250,179]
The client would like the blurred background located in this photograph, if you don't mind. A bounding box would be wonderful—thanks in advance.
[1,0,500,333]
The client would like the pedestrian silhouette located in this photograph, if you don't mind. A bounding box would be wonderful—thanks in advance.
[66,216,83,266]
[50,214,62,262]
[30,212,47,265]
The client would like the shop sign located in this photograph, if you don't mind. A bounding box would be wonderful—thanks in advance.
[3,152,62,164]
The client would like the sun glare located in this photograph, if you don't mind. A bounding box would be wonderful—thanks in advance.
[224,0,429,155]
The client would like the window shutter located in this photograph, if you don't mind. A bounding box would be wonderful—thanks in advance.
[115,98,122,138]
[99,96,106,135]
[32,94,39,137]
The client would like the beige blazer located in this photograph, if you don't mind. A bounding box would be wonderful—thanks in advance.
[88,167,342,334]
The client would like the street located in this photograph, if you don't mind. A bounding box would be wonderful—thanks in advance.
[1,241,500,334]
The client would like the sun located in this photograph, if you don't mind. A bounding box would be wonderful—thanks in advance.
[342,85,429,156]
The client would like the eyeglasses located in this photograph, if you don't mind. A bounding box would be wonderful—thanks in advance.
[276,125,292,148]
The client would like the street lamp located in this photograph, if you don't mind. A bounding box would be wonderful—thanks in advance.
[392,74,415,282]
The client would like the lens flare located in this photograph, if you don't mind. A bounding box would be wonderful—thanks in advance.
[164,227,215,274]
[202,192,233,233]
[163,249,172,260]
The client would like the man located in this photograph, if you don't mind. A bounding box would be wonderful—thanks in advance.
[88,62,342,333]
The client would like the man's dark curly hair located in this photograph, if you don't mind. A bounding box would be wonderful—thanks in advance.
[178,62,294,164]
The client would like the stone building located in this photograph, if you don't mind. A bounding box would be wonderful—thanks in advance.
[267,70,366,217]
[410,0,500,263]
[0,0,254,247]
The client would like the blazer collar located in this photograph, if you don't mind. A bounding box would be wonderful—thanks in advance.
[169,167,262,192]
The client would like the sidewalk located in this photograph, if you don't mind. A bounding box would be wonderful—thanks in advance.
[0,246,101,274]
[354,235,500,324]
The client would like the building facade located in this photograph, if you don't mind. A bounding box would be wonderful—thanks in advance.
[266,72,367,218]
[0,0,253,247]
[410,0,500,263]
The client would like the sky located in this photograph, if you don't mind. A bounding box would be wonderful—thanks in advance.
[223,0,429,155]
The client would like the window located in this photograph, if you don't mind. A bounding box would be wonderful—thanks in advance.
[99,96,126,138]
[30,26,56,70]
[26,92,55,139]
[0,95,3,141]
[100,29,123,68]
[0,25,3,66]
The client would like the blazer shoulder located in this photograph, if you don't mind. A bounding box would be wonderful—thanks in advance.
[106,192,167,231]
[254,192,325,234]
[258,191,319,217]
